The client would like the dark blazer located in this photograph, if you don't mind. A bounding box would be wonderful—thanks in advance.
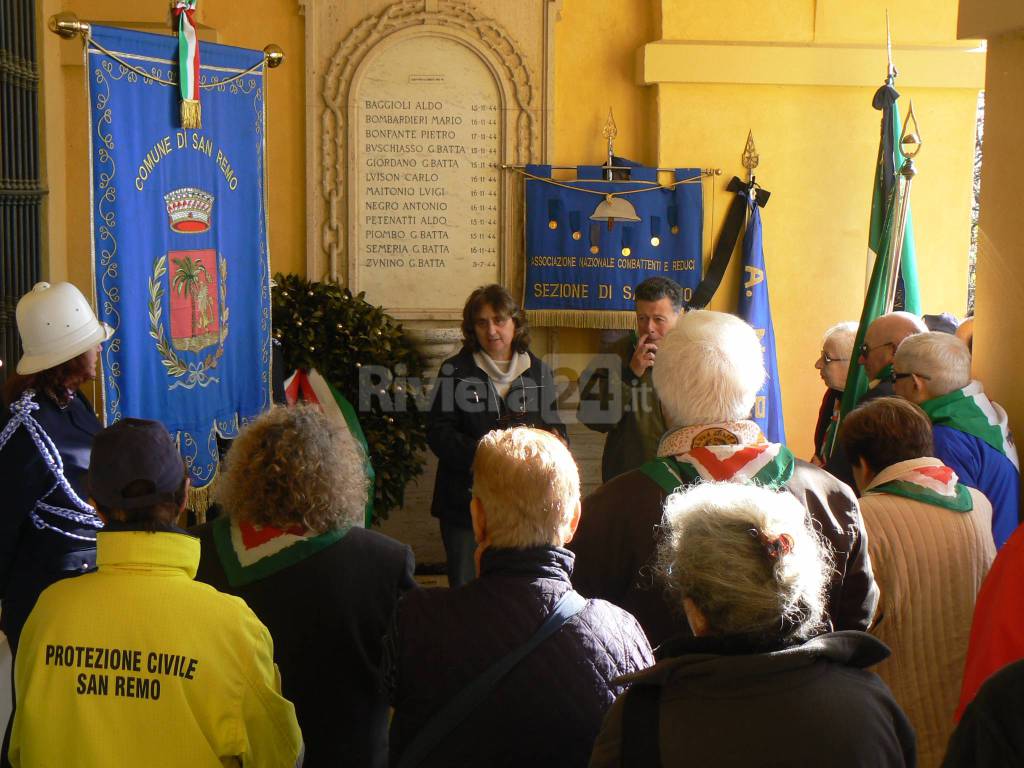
[427,346,567,528]
[0,391,100,651]
[193,523,416,768]
[570,458,879,647]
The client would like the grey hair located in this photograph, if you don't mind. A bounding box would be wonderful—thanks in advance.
[822,321,858,357]
[894,331,972,397]
[657,482,832,642]
[653,310,766,428]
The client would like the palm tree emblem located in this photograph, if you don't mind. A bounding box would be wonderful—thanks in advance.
[172,255,210,338]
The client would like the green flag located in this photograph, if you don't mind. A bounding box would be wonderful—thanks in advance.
[867,86,920,316]
[822,81,920,460]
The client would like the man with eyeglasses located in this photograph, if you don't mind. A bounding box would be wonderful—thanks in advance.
[857,312,928,383]
[893,332,1019,548]
[823,311,926,489]
[812,322,857,466]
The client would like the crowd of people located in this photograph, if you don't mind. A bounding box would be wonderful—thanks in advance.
[0,277,1020,767]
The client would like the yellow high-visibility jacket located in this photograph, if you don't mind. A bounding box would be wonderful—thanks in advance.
[10,530,303,767]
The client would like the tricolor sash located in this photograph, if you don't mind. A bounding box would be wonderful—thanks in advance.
[921,381,1020,469]
[211,515,349,587]
[641,442,796,495]
[866,462,973,512]
[283,368,375,527]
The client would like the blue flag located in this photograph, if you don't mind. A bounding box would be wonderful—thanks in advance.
[86,26,271,495]
[737,192,786,444]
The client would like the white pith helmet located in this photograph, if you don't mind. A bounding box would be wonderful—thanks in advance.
[15,282,114,375]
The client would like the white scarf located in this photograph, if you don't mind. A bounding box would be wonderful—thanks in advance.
[473,350,531,399]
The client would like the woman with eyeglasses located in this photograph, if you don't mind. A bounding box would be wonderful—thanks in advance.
[811,321,857,467]
[426,285,567,588]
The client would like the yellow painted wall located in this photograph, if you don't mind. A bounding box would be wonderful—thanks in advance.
[34,0,980,460]
[552,0,979,459]
[37,0,305,291]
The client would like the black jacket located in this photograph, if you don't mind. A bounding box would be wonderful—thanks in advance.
[385,547,653,768]
[427,346,567,527]
[943,657,1024,767]
[193,523,416,768]
[591,631,916,767]
[0,391,100,651]
[571,456,879,647]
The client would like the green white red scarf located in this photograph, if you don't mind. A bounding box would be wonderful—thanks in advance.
[211,515,349,587]
[921,380,1019,469]
[284,368,375,527]
[643,420,795,492]
[864,458,973,512]
[174,1,201,128]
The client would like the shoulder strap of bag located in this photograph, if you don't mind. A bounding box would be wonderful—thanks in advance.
[621,683,662,768]
[397,590,588,768]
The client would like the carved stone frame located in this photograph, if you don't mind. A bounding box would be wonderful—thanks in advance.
[302,0,560,318]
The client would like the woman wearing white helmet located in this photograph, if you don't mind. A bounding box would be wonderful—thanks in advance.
[0,282,113,653]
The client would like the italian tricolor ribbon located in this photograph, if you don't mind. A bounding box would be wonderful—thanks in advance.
[921,380,1020,469]
[866,461,974,512]
[211,516,349,587]
[641,442,796,494]
[174,0,201,128]
[284,368,376,527]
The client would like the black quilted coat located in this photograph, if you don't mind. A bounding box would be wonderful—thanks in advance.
[384,546,653,767]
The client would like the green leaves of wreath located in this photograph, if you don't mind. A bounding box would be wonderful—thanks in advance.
[148,254,230,389]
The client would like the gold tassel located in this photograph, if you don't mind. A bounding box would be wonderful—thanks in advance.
[183,469,219,525]
[181,99,202,129]
[525,309,637,330]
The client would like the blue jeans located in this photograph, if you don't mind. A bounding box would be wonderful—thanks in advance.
[440,521,477,588]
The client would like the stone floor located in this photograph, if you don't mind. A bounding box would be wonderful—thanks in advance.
[377,418,605,572]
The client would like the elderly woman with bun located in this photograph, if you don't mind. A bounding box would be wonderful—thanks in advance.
[589,482,916,768]
[0,282,112,652]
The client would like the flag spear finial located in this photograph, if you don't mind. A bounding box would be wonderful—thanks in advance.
[886,10,897,84]
[602,108,617,180]
[742,130,759,183]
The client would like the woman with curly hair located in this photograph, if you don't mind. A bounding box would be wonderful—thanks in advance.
[193,405,415,768]
[0,282,112,653]
[428,284,566,587]
[589,482,916,768]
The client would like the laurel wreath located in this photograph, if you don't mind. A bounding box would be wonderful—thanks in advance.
[148,253,230,389]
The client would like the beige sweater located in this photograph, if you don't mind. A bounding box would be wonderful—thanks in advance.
[862,458,996,768]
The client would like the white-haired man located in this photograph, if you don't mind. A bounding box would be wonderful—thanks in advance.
[894,332,1020,548]
[824,311,927,489]
[812,321,857,466]
[385,428,652,767]
[570,311,878,647]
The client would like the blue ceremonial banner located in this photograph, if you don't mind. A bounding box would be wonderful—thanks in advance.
[86,26,271,494]
[737,192,786,444]
[523,163,702,327]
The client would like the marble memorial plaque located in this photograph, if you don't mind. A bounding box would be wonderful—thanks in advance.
[351,35,501,314]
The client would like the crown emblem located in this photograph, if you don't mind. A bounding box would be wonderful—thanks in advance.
[164,187,215,233]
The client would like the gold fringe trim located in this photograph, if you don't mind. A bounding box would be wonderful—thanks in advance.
[526,309,637,329]
[184,468,218,525]
[181,99,202,129]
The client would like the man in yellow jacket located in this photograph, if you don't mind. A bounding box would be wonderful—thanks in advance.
[9,418,304,767]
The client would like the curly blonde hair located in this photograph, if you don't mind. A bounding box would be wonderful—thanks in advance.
[216,405,369,533]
